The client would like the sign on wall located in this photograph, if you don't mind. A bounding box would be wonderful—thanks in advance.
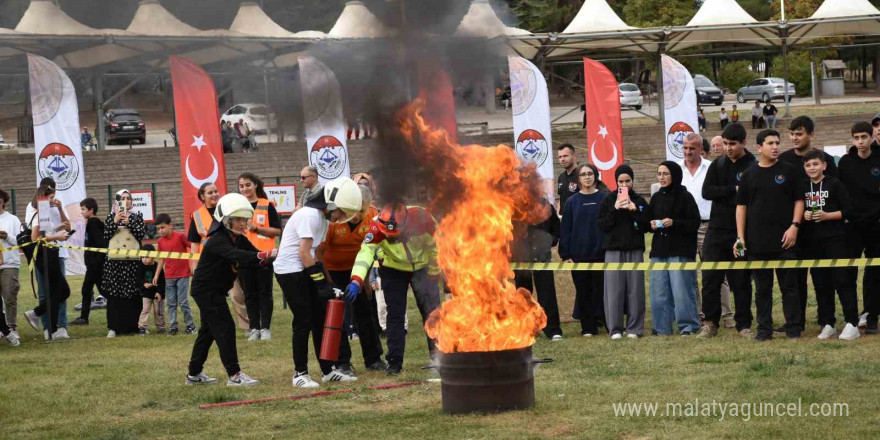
[265,184,297,215]
[130,190,154,223]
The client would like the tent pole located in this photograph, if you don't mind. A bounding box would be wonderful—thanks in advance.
[263,71,273,143]
[96,73,106,151]
[782,36,792,118]
[656,44,666,127]
[810,50,821,106]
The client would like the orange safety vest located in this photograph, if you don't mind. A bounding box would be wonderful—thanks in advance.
[192,205,214,253]
[245,198,275,251]
[322,206,378,271]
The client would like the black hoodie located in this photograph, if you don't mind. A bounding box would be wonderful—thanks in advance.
[647,161,701,259]
[702,149,756,231]
[191,222,263,298]
[837,144,880,223]
[597,187,648,251]
[512,203,560,263]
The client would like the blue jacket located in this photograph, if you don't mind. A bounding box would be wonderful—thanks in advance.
[559,191,607,262]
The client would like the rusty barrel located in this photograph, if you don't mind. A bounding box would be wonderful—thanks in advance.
[438,346,536,414]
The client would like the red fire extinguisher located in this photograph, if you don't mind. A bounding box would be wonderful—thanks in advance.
[319,298,346,361]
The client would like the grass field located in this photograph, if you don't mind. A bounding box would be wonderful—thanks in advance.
[2,264,880,440]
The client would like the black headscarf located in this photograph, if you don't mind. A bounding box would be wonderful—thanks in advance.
[658,161,684,194]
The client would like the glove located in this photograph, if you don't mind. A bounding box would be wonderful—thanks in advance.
[345,281,360,303]
[257,248,278,267]
[306,262,335,299]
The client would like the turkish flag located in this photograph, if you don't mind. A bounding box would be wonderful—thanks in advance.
[583,57,624,190]
[417,62,458,143]
[170,56,227,235]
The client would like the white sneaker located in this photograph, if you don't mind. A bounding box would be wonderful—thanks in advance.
[227,371,259,387]
[260,329,271,340]
[858,312,868,328]
[24,310,40,331]
[626,333,639,339]
[322,367,358,383]
[550,334,563,342]
[186,372,219,385]
[817,325,837,340]
[247,329,261,341]
[839,323,861,341]
[582,333,594,338]
[293,373,320,388]
[610,333,623,340]
[52,328,70,340]
[107,330,116,338]
[5,331,20,346]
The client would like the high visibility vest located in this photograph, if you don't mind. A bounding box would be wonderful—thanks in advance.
[192,205,215,253]
[245,198,275,251]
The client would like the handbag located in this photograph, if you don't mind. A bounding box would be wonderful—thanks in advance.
[16,213,37,264]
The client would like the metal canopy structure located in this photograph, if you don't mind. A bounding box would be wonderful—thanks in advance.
[544,0,661,57]
[665,0,779,52]
[454,0,539,59]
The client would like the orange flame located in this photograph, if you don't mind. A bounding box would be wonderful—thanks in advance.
[395,99,547,353]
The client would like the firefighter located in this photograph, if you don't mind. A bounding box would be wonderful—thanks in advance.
[185,193,277,387]
[346,203,442,376]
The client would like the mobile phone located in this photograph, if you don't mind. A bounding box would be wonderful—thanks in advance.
[653,220,664,229]
[67,229,76,236]
[617,187,630,204]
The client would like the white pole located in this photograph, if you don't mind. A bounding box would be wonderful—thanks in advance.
[781,0,785,21]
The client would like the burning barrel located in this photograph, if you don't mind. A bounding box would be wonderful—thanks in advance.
[436,346,551,414]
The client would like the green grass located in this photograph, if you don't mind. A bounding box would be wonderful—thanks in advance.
[3,264,880,440]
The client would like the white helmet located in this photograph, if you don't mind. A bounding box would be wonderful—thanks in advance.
[324,177,362,223]
[214,193,254,225]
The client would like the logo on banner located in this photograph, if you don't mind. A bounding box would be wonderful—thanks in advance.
[665,121,694,160]
[38,143,80,191]
[310,135,347,180]
[515,129,549,167]
[510,63,537,116]
[184,134,219,189]
[590,125,620,172]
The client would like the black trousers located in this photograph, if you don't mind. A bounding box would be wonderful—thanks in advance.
[277,270,333,375]
[700,229,753,330]
[239,265,274,330]
[329,270,383,368]
[0,304,9,335]
[106,296,140,334]
[79,264,104,320]
[751,250,802,338]
[571,265,605,335]
[33,248,70,334]
[515,270,562,337]
[846,222,880,328]
[803,237,859,327]
[380,267,440,368]
[188,293,240,377]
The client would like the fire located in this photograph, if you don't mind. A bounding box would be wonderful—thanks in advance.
[395,99,547,353]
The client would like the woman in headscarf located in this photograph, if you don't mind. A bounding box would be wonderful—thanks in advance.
[102,189,145,337]
[646,161,701,336]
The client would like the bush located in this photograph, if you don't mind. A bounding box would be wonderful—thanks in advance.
[718,60,759,92]
[772,51,812,96]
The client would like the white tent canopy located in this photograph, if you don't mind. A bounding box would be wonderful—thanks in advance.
[328,1,390,38]
[548,0,659,55]
[15,0,128,35]
[788,0,880,46]
[454,0,539,58]
[665,0,779,52]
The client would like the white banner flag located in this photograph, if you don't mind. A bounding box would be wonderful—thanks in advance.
[508,56,554,204]
[661,54,699,161]
[28,54,87,275]
[300,57,350,185]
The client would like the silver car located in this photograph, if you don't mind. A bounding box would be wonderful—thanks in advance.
[618,83,643,110]
[736,77,795,103]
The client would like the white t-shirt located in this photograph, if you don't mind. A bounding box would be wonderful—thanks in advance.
[26,202,70,259]
[274,206,328,275]
[0,211,22,269]
[678,157,713,221]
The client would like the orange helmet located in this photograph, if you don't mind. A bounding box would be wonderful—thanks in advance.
[375,203,408,237]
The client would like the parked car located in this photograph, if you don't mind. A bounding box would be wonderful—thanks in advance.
[220,103,277,135]
[618,83,643,110]
[104,109,145,144]
[694,74,724,105]
[736,77,795,103]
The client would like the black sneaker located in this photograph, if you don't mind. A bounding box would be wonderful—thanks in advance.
[386,364,402,376]
[786,332,801,339]
[169,328,179,336]
[754,333,773,342]
[773,325,786,333]
[366,360,388,371]
[185,325,196,335]
[137,328,148,336]
[70,317,89,326]
[866,326,879,335]
[338,363,356,376]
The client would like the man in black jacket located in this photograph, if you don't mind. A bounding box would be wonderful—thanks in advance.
[513,199,563,340]
[838,121,880,334]
[186,193,277,387]
[698,123,756,338]
[72,198,106,326]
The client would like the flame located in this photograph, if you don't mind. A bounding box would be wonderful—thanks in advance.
[395,99,547,353]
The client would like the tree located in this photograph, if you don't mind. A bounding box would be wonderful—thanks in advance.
[740,0,774,21]
[624,0,694,28]
[718,60,758,91]
[511,0,582,33]
[769,0,820,20]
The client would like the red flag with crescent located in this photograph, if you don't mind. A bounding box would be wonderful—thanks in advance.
[170,56,228,236]
[583,57,624,190]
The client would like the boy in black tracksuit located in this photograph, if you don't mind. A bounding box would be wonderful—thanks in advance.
[800,149,859,338]
[838,121,880,334]
[699,123,755,337]
[72,198,106,325]
[736,129,805,341]
[137,245,166,335]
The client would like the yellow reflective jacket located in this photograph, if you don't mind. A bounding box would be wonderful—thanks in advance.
[350,206,440,284]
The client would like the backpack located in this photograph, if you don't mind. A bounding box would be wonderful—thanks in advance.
[16,213,37,264]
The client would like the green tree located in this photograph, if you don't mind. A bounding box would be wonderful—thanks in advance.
[769,0,820,20]
[624,0,694,27]
[718,60,759,91]
[511,0,583,32]
[740,0,774,21]
[681,58,713,78]
[771,51,812,96]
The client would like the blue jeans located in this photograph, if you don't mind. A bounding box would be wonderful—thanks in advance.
[36,257,68,329]
[649,256,700,335]
[165,277,194,331]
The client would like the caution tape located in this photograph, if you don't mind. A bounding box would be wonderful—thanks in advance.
[1,241,201,260]
[511,259,880,271]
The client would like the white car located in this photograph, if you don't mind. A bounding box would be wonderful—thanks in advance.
[619,83,643,110]
[220,103,277,134]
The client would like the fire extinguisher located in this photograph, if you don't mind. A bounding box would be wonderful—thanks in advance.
[319,292,346,362]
